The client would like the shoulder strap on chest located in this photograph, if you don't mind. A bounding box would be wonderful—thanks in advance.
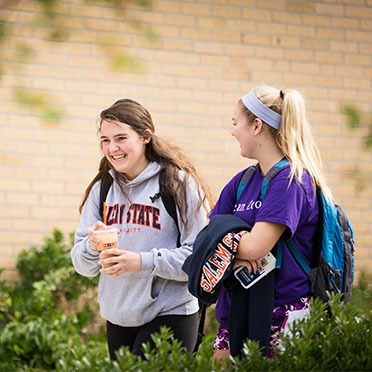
[261,158,290,198]
[99,172,114,219]
[159,168,181,246]
[236,158,290,201]
[236,165,257,200]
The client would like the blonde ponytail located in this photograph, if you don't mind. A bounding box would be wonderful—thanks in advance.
[253,85,333,201]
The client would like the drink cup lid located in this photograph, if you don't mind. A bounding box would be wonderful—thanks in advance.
[94,228,118,235]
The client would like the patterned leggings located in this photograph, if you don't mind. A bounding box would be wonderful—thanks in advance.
[268,296,311,357]
[214,296,311,358]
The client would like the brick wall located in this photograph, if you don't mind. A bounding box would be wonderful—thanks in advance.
[1,0,371,281]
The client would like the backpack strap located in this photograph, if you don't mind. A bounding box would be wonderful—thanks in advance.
[193,303,207,353]
[285,240,311,273]
[159,168,181,247]
[236,158,290,201]
[275,189,318,275]
[275,240,284,269]
[236,165,257,200]
[261,158,290,198]
[275,239,312,275]
[99,172,114,219]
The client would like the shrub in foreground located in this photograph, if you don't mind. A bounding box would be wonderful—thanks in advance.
[233,295,371,371]
[0,229,99,370]
[0,229,371,371]
[57,296,371,372]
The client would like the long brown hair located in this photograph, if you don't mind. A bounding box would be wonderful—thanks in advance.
[80,98,213,231]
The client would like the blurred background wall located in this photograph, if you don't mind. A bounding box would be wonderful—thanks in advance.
[1,0,371,281]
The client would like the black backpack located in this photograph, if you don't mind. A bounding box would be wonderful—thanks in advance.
[99,168,206,352]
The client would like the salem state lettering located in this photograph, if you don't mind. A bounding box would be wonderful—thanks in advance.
[200,232,242,293]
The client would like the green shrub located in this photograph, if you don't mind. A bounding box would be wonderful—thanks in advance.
[233,295,372,371]
[349,271,372,317]
[16,229,97,301]
[58,327,216,372]
[0,229,100,370]
[56,295,372,372]
[0,229,371,371]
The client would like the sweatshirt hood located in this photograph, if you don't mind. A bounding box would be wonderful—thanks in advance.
[109,161,162,188]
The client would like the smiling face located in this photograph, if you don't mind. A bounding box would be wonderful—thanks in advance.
[231,102,256,158]
[100,120,151,180]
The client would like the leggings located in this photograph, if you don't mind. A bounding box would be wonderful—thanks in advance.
[106,312,199,360]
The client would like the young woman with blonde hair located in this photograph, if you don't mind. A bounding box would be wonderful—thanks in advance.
[211,84,332,359]
[71,98,212,359]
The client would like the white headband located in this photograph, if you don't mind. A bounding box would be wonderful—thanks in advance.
[241,90,281,130]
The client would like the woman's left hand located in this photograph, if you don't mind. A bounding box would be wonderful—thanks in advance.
[234,258,261,274]
[99,249,142,276]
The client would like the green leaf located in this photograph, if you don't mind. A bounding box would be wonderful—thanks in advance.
[342,104,360,128]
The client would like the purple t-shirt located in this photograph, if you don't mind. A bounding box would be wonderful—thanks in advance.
[211,163,318,328]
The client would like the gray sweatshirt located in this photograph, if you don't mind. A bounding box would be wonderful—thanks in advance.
[71,161,208,327]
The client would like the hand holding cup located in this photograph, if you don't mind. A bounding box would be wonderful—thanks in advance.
[88,225,118,268]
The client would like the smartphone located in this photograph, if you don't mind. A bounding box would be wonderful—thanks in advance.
[234,252,276,289]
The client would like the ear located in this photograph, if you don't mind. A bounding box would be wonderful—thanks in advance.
[253,118,263,134]
[143,129,152,144]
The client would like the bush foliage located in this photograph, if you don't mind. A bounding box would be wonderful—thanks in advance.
[0,229,371,371]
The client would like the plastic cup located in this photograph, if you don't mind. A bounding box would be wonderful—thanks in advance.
[94,228,118,267]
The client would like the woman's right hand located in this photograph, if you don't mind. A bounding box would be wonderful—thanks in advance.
[87,221,109,250]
